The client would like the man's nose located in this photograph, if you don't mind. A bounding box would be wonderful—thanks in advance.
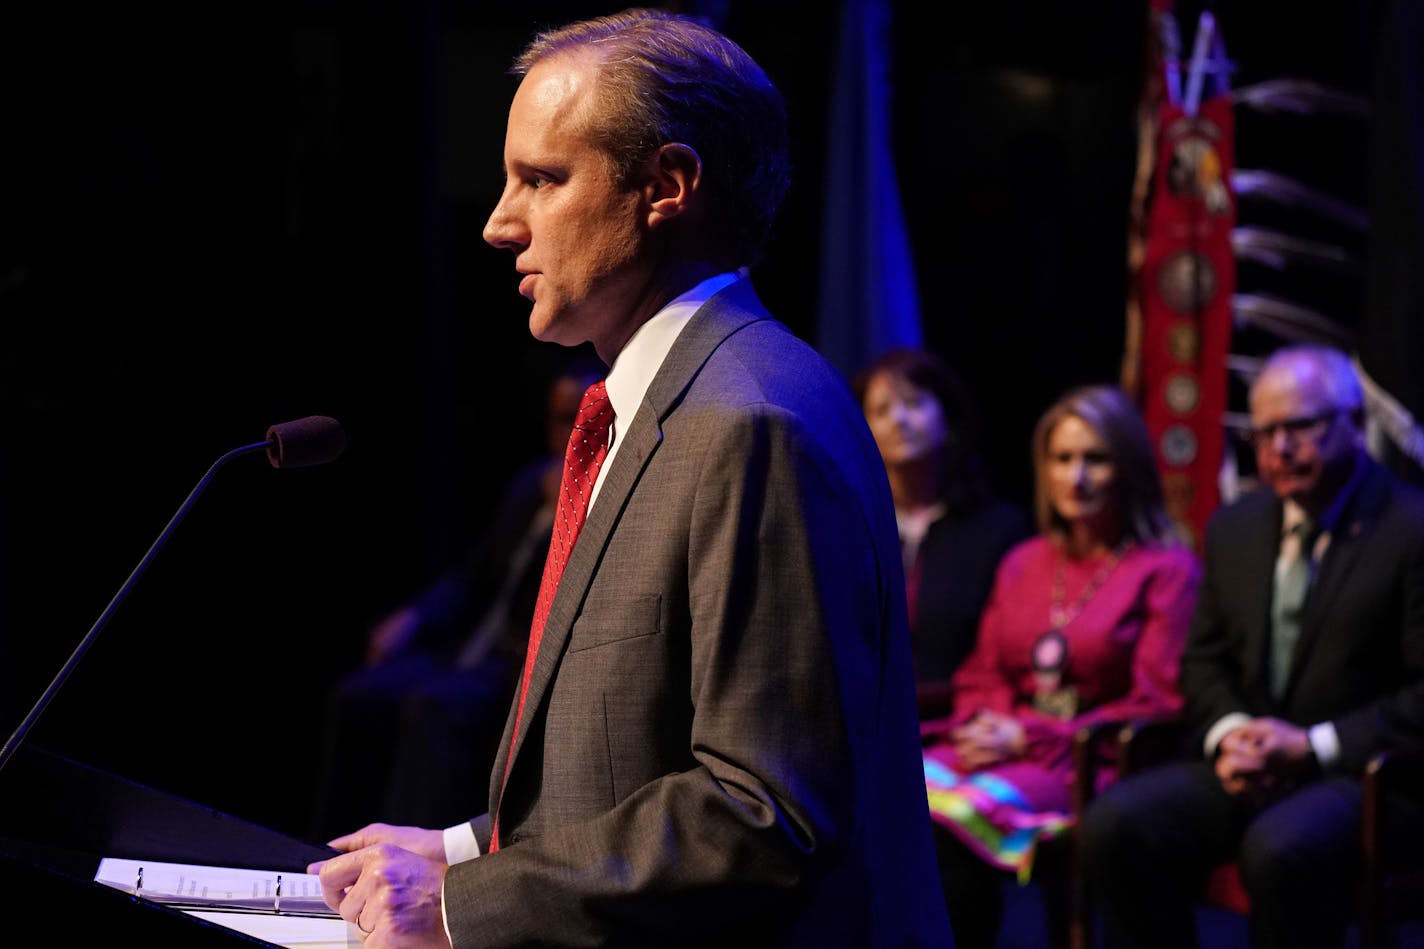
[483,190,525,249]
[483,209,514,248]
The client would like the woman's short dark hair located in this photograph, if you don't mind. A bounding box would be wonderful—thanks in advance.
[852,347,992,514]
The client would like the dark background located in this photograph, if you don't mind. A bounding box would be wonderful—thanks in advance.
[2,0,1417,843]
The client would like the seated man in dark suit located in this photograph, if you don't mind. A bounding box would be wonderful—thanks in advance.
[1079,342,1424,949]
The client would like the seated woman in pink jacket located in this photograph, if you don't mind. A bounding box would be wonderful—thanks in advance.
[921,384,1201,949]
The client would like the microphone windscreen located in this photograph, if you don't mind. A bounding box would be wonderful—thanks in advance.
[265,416,347,468]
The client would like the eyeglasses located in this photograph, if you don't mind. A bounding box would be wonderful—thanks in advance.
[1240,411,1339,449]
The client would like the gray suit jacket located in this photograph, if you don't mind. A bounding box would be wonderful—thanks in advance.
[444,279,954,946]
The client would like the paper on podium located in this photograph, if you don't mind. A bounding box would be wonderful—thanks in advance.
[187,910,359,948]
[95,857,357,948]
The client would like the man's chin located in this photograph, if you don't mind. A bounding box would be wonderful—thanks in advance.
[1269,476,1318,505]
[528,308,559,342]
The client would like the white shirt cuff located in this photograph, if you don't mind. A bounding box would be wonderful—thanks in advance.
[440,823,481,947]
[444,822,481,864]
[1308,721,1341,767]
[1204,712,1252,757]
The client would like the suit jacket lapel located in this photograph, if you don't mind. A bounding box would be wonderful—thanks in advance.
[1243,500,1285,692]
[502,410,660,777]
[494,280,770,805]
[1288,459,1388,691]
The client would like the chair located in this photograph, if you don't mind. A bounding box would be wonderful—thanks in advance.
[1066,716,1424,949]
[1061,719,1146,949]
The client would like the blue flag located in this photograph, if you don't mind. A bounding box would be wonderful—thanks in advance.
[815,0,923,380]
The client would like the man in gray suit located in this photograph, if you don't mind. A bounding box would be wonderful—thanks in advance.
[308,9,954,947]
[1079,343,1424,949]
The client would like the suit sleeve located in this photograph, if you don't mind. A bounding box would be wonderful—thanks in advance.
[1329,504,1424,771]
[1178,512,1255,749]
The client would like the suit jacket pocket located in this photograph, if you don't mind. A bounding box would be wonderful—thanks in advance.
[566,592,663,652]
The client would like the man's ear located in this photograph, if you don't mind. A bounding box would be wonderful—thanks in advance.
[1346,406,1369,447]
[643,142,702,226]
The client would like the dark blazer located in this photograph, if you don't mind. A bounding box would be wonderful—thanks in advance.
[1179,453,1424,773]
[911,500,1033,683]
[443,279,955,947]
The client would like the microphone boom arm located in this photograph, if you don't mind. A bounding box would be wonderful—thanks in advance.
[0,439,269,773]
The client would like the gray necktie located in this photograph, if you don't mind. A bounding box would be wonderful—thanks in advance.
[1270,518,1315,699]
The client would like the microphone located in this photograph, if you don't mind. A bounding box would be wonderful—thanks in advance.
[266,415,346,469]
[0,416,346,774]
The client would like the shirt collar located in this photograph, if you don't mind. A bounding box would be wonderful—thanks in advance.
[603,270,744,436]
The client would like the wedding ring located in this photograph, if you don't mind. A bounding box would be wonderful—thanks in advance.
[356,913,373,936]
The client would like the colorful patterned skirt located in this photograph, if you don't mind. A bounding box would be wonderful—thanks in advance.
[923,756,1073,884]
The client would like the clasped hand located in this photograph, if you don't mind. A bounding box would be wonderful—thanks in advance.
[306,822,452,948]
[1214,717,1313,798]
[950,708,1027,771]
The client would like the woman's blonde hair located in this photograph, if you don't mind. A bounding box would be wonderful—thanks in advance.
[1031,384,1181,546]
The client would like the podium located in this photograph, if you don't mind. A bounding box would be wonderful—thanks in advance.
[0,742,339,946]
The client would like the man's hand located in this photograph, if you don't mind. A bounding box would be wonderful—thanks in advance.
[1213,717,1314,798]
[1236,716,1314,772]
[307,823,452,948]
[1214,726,1271,796]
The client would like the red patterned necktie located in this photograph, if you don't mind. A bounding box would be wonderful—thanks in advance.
[491,379,612,852]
